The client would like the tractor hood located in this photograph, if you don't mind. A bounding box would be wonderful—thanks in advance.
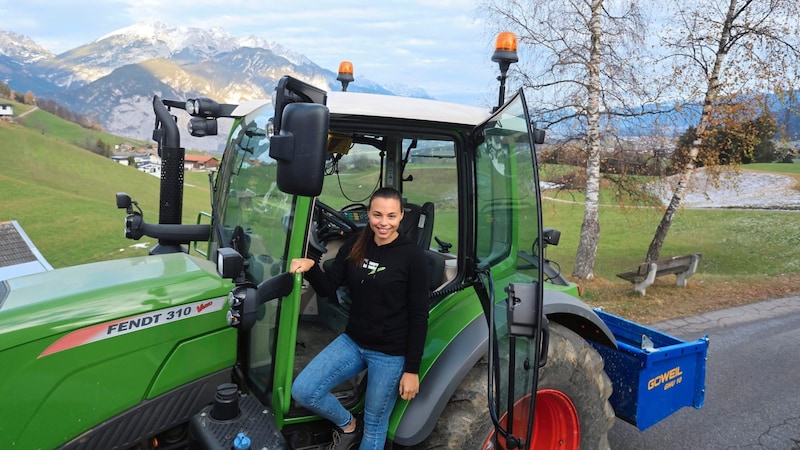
[0,253,233,354]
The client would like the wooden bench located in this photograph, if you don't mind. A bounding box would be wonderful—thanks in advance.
[617,253,702,295]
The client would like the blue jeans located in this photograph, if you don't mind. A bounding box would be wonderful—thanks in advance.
[292,333,405,450]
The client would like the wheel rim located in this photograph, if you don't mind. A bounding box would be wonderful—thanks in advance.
[482,389,580,450]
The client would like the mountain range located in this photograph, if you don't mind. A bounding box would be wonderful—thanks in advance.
[0,21,431,151]
[2,22,799,152]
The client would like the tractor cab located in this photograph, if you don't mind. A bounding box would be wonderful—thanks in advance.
[201,73,555,447]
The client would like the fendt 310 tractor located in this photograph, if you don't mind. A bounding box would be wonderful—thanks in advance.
[0,33,708,449]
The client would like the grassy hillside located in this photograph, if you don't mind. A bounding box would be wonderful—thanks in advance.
[0,108,211,268]
[17,106,150,150]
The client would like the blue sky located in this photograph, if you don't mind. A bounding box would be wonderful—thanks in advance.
[0,0,506,106]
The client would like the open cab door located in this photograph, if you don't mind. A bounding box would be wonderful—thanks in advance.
[472,89,552,449]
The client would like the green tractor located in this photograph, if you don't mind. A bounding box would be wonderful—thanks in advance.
[0,34,707,450]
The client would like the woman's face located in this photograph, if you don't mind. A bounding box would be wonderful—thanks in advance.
[368,196,404,245]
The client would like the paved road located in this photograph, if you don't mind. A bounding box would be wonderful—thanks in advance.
[608,296,800,449]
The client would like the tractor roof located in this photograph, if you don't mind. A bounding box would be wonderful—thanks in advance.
[326,92,490,127]
[230,92,491,128]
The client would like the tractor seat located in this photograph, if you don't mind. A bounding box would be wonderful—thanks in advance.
[400,201,435,250]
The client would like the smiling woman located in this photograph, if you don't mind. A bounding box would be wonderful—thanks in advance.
[290,187,431,449]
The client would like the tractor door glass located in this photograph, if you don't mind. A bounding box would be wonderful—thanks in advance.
[214,105,293,394]
[475,91,545,437]
[474,92,541,278]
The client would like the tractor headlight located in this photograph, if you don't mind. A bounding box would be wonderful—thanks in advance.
[185,97,220,117]
[216,247,243,279]
[227,286,248,327]
[188,117,218,137]
[185,99,197,115]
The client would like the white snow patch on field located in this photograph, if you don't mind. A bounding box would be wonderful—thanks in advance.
[649,168,800,210]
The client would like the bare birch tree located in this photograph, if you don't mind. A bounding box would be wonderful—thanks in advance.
[646,0,800,262]
[480,0,650,279]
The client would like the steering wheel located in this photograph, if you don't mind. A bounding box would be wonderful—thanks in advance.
[340,202,368,212]
[314,200,360,241]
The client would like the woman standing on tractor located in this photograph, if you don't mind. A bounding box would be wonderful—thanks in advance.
[290,187,430,450]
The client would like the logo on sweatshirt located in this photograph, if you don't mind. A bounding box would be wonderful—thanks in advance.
[363,259,386,276]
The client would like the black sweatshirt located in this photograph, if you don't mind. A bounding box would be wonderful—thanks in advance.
[305,233,430,373]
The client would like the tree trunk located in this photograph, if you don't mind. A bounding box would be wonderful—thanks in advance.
[645,0,738,263]
[573,161,601,279]
[645,160,694,262]
[572,0,604,280]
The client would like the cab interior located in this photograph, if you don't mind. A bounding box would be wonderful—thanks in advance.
[288,125,468,422]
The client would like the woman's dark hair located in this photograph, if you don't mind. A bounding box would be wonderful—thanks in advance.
[348,187,403,265]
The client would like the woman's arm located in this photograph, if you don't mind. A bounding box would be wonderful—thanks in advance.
[289,257,337,297]
[403,250,431,374]
[290,235,355,297]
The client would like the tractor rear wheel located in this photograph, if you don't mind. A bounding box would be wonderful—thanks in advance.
[417,322,614,450]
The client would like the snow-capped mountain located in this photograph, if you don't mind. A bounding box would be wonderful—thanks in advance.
[0,30,53,61]
[48,22,261,87]
[0,30,58,93]
[0,22,430,150]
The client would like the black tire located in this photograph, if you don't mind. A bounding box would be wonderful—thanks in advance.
[412,323,614,450]
[531,322,615,450]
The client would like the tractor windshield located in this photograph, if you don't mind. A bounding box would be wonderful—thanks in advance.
[215,105,293,284]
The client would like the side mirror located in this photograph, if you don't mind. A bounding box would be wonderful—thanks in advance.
[533,128,545,145]
[542,228,561,247]
[116,192,132,210]
[271,76,327,134]
[269,102,329,197]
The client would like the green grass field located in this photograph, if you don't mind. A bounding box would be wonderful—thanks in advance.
[2,100,799,314]
[0,105,211,267]
[18,107,149,150]
[541,199,800,280]
[745,162,800,174]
